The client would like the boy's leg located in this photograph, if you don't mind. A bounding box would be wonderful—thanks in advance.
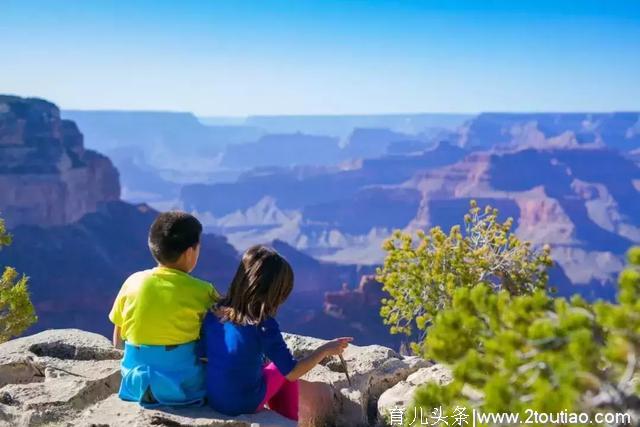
[257,363,299,421]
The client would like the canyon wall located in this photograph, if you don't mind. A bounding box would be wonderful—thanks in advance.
[0,96,120,227]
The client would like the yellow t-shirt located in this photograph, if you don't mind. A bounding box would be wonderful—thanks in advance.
[108,266,218,345]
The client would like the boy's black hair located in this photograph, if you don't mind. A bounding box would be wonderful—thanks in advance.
[148,211,203,264]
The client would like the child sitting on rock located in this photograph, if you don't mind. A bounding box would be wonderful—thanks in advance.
[109,211,218,406]
[201,244,352,421]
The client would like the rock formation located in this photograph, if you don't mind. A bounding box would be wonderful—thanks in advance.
[458,112,640,151]
[311,275,400,348]
[0,329,446,427]
[377,365,453,422]
[0,96,120,228]
[406,147,640,298]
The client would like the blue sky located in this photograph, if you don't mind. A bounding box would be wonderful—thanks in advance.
[1,0,639,115]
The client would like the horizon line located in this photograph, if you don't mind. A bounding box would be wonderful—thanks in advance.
[61,108,640,119]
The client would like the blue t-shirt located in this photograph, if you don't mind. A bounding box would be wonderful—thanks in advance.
[201,311,298,415]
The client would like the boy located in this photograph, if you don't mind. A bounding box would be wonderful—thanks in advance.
[109,211,218,406]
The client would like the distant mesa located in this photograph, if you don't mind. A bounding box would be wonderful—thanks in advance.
[63,109,262,158]
[0,96,120,227]
[344,128,413,159]
[222,133,342,168]
[460,112,640,151]
[241,113,471,138]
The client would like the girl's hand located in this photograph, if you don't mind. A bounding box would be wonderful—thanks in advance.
[321,337,353,356]
[286,337,354,381]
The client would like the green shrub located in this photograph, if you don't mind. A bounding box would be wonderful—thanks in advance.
[409,248,640,426]
[377,201,552,353]
[0,217,37,343]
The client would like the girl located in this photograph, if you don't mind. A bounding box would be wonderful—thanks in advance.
[201,245,352,421]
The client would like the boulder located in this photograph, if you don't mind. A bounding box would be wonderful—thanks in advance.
[283,334,429,426]
[0,329,124,426]
[0,329,428,426]
[376,364,453,424]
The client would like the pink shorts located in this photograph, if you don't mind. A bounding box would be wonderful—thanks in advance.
[255,362,299,421]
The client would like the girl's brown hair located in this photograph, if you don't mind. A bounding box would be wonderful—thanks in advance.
[215,245,294,325]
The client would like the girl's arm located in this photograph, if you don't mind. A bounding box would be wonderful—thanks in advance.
[259,317,353,381]
[112,325,124,349]
[285,337,352,381]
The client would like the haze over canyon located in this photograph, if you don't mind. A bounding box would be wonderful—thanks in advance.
[2,95,639,348]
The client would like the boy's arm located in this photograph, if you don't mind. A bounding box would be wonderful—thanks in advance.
[197,320,208,362]
[112,325,124,349]
[109,276,131,350]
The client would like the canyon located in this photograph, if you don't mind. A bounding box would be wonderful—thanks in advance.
[2,96,639,350]
[0,97,376,344]
[182,142,640,300]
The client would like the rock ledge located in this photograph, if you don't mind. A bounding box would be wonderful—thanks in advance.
[0,329,438,426]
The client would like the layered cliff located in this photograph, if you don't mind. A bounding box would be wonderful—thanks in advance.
[0,96,120,227]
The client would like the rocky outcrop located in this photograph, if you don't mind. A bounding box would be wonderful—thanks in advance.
[0,96,120,227]
[0,329,291,427]
[324,275,387,318]
[377,365,453,423]
[0,329,433,427]
[283,333,428,426]
[0,329,123,426]
[302,275,400,348]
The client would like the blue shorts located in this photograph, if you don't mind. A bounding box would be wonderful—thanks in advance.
[119,341,205,407]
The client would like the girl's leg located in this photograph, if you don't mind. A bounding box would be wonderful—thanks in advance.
[256,362,299,421]
[266,377,299,421]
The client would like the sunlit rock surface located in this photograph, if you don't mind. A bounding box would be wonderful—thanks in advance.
[0,329,433,426]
